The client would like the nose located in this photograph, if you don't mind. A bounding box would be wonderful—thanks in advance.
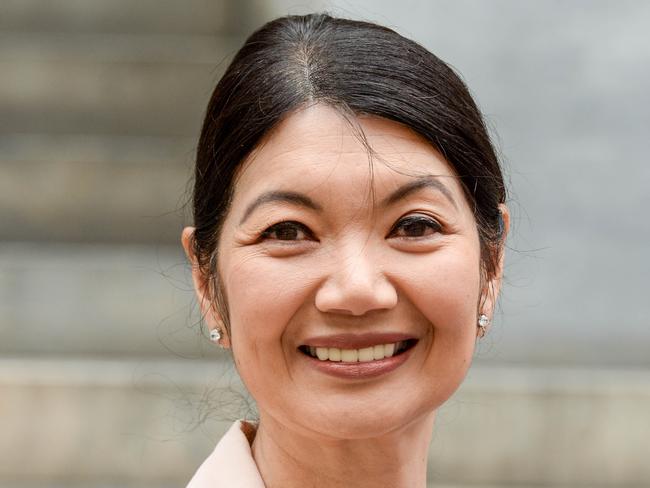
[314,245,398,316]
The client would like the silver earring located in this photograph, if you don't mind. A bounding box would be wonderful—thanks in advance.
[477,314,490,337]
[209,328,222,342]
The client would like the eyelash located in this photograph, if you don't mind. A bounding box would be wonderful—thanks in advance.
[388,214,442,238]
[260,221,315,242]
[259,214,441,242]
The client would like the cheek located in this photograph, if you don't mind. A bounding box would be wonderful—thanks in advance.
[222,254,326,406]
[407,242,481,322]
[426,245,481,363]
[222,254,320,353]
[389,244,481,409]
[395,241,481,358]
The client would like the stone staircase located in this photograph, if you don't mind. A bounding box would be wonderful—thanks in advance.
[0,1,250,486]
[1,1,648,487]
[0,0,254,245]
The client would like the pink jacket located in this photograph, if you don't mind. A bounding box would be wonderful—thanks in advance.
[186,421,266,487]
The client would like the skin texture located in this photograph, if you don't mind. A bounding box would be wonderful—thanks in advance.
[183,104,509,488]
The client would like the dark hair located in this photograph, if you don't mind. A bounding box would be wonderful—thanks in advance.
[190,13,506,325]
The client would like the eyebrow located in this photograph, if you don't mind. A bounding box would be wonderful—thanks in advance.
[239,176,457,225]
[381,176,458,209]
[239,191,323,224]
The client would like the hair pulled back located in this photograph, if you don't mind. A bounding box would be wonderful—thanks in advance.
[190,13,506,311]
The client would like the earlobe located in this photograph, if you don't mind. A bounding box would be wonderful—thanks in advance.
[477,204,510,338]
[477,281,498,338]
[181,226,231,348]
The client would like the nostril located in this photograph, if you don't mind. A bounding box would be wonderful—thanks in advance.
[327,308,357,315]
[314,276,398,316]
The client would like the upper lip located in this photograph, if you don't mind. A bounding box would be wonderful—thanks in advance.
[300,332,416,349]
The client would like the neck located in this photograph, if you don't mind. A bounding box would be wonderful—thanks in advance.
[251,411,435,488]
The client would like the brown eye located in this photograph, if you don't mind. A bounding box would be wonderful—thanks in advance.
[390,215,441,238]
[261,221,313,241]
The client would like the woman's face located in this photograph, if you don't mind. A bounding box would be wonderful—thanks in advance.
[209,105,498,439]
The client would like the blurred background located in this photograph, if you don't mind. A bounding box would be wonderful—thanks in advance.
[1,0,648,487]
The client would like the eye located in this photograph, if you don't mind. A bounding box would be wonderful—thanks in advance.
[260,221,314,241]
[389,214,441,238]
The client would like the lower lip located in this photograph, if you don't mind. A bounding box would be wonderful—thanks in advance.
[302,346,414,380]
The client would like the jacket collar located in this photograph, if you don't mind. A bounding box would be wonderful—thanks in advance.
[186,420,265,487]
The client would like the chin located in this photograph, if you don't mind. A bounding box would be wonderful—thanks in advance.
[292,394,442,441]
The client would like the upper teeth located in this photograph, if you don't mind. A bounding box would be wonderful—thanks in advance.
[307,342,403,362]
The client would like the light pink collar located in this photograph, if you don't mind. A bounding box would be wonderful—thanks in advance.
[186,420,266,487]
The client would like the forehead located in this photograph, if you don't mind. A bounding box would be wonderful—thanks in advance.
[233,104,463,203]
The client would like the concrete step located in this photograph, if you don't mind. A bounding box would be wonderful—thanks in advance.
[0,357,240,486]
[0,2,258,136]
[0,243,211,357]
[0,0,248,35]
[0,5,249,136]
[0,135,192,243]
[0,358,647,486]
[0,54,225,136]
[0,31,241,64]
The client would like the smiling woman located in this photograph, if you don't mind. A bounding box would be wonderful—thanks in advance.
[182,13,509,488]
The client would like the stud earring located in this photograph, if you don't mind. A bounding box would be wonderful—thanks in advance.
[209,328,222,343]
[477,314,490,338]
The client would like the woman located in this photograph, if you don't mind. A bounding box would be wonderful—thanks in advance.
[182,13,509,488]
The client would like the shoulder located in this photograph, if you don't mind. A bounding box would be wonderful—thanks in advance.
[186,420,265,488]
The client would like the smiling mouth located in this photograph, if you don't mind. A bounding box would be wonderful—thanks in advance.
[298,339,418,363]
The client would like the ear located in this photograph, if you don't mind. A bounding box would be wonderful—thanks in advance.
[181,226,231,348]
[478,204,510,335]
